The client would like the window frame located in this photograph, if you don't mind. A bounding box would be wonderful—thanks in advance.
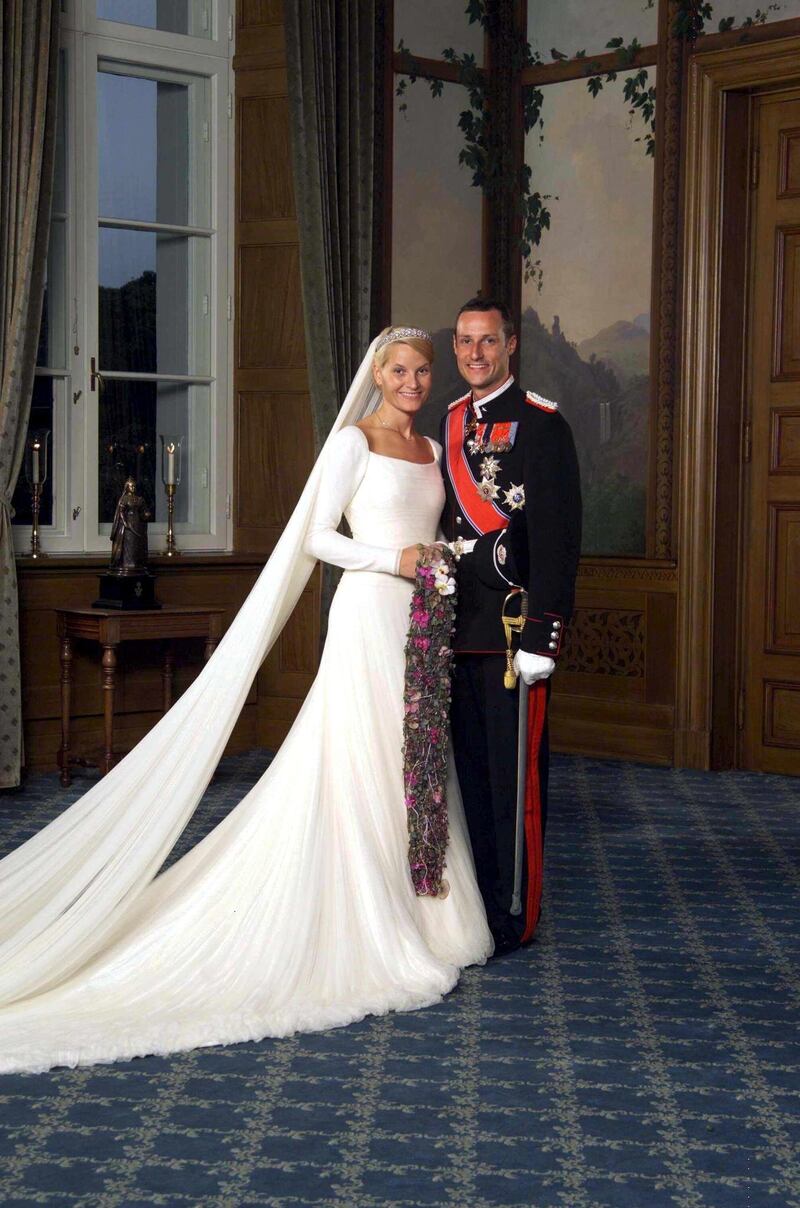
[14,0,234,556]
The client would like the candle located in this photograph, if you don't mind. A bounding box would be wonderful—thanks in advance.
[166,441,176,485]
[31,440,41,486]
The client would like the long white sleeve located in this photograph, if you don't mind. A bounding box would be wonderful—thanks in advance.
[303,427,402,574]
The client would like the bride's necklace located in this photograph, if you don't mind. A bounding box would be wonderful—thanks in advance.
[376,407,415,441]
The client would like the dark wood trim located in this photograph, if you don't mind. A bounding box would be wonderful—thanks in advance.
[16,552,269,573]
[648,1,685,559]
[690,16,800,58]
[676,32,800,769]
[711,89,751,769]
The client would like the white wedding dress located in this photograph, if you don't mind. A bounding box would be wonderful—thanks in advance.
[0,426,492,1073]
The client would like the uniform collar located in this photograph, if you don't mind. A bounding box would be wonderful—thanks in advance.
[472,375,514,418]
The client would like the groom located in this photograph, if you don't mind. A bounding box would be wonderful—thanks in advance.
[440,297,581,955]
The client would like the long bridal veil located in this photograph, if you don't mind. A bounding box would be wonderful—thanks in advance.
[0,338,384,1008]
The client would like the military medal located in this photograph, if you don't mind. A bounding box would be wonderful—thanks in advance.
[477,477,499,501]
[503,483,526,511]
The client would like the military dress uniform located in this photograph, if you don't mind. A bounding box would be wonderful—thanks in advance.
[440,376,581,951]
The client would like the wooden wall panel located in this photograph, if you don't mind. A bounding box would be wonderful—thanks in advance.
[774,226,800,378]
[767,503,800,651]
[17,556,270,775]
[238,245,305,367]
[778,127,800,196]
[233,0,320,743]
[236,0,284,64]
[550,562,677,765]
[771,407,800,472]
[235,390,313,532]
[764,680,800,746]
[238,96,294,221]
[240,0,282,29]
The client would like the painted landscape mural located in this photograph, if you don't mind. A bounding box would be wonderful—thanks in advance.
[521,74,656,555]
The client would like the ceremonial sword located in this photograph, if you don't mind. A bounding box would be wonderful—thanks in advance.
[501,590,529,917]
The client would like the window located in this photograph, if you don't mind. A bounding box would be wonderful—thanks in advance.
[12,1,233,555]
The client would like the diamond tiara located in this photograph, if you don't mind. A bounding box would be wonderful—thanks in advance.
[375,326,432,352]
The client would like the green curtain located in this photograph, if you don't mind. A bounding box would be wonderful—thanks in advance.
[285,0,387,634]
[0,1,60,788]
[285,0,386,449]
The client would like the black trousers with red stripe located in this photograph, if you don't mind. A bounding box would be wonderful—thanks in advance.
[450,656,550,947]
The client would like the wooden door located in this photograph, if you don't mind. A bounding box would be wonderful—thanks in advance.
[742,91,800,774]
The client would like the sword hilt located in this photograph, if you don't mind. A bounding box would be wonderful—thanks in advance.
[501,588,528,690]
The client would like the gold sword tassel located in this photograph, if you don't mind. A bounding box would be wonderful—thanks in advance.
[501,588,529,689]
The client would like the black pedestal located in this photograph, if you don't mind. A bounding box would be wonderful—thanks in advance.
[93,571,161,610]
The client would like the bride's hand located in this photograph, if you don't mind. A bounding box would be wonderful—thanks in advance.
[398,545,421,579]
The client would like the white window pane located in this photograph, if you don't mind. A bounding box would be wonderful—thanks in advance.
[522,76,655,555]
[527,0,657,60]
[98,68,210,227]
[99,228,211,376]
[99,379,210,532]
[395,1,484,64]
[38,219,68,370]
[392,81,483,436]
[97,0,212,39]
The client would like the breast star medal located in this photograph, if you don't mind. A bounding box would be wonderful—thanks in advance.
[479,455,501,479]
[478,477,499,501]
[503,483,526,511]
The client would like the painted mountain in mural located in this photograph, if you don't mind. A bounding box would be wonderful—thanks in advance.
[577,318,650,385]
[519,307,648,556]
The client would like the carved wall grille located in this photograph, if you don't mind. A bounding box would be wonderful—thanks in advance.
[562,609,646,677]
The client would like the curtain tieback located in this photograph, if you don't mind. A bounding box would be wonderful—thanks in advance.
[0,492,15,520]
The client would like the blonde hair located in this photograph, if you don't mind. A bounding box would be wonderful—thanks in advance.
[373,325,435,369]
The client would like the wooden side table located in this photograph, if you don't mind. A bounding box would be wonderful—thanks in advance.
[56,606,226,786]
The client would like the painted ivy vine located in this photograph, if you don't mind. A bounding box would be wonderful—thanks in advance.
[396,0,789,281]
[396,3,551,286]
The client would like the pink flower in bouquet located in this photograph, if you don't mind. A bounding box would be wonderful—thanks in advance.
[402,546,458,897]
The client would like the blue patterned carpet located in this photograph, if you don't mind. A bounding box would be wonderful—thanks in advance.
[0,753,799,1207]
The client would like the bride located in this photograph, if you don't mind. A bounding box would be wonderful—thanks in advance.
[0,326,492,1073]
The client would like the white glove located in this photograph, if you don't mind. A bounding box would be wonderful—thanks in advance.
[514,650,555,685]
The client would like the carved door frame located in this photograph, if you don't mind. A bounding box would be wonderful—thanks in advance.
[677,35,800,768]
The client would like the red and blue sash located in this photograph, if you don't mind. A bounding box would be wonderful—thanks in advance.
[445,403,510,534]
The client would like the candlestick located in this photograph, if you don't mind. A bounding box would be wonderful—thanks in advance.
[163,482,180,557]
[27,430,49,558]
[30,483,42,558]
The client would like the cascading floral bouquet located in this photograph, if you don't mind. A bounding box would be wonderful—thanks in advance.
[402,544,458,897]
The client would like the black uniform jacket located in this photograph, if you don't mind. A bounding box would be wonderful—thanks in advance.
[439,378,582,657]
